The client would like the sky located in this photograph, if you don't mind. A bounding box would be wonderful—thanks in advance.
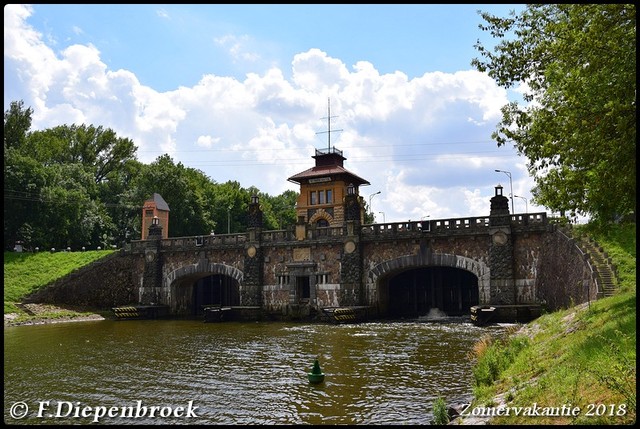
[4,3,549,224]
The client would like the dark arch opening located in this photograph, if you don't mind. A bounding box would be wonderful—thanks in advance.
[384,267,479,319]
[191,274,240,316]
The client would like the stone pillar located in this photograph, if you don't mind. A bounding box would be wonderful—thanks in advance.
[243,195,263,306]
[488,185,516,304]
[141,217,163,304]
[340,185,363,306]
[295,216,307,240]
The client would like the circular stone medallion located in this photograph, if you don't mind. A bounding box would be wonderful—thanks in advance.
[344,240,356,254]
[492,231,508,246]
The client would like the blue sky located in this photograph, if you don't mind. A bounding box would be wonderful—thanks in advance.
[24,4,520,90]
[5,4,546,223]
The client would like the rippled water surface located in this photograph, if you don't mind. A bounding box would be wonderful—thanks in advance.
[4,319,508,424]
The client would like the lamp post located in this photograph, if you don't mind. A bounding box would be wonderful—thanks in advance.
[368,191,381,216]
[379,211,386,223]
[514,195,528,214]
[495,169,514,214]
[227,205,232,234]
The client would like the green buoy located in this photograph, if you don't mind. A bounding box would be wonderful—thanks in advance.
[308,358,325,384]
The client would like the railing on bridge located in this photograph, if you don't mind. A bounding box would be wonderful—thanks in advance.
[360,212,547,237]
[512,212,547,226]
[261,229,296,242]
[260,225,344,242]
[129,233,247,252]
[362,216,491,235]
[128,212,548,252]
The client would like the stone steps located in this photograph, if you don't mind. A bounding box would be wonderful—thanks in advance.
[578,236,619,298]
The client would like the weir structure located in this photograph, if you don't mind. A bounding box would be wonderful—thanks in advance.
[122,146,551,324]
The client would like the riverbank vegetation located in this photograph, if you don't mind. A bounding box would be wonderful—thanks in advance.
[464,222,636,425]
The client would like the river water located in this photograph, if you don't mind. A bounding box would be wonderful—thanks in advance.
[4,318,509,425]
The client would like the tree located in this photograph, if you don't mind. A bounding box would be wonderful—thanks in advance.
[3,148,47,249]
[4,101,39,249]
[3,100,32,150]
[262,189,298,230]
[210,180,251,235]
[4,100,33,150]
[4,101,140,249]
[26,124,137,184]
[98,158,146,245]
[34,162,111,250]
[472,4,636,223]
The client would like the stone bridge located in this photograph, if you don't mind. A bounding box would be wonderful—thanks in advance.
[126,188,553,321]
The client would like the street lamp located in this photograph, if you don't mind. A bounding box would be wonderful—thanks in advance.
[495,169,514,214]
[514,195,528,214]
[379,211,386,223]
[227,205,232,234]
[368,191,381,215]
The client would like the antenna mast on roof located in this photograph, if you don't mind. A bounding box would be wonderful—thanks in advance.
[316,97,342,151]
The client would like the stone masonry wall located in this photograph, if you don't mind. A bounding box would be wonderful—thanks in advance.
[535,228,597,311]
[24,251,138,309]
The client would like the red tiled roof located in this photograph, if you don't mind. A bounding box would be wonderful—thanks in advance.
[288,164,370,185]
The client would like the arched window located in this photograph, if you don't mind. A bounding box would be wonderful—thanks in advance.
[316,219,329,227]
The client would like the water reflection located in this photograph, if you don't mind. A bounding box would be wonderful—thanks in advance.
[4,319,508,425]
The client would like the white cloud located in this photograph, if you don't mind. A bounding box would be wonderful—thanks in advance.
[196,135,220,148]
[156,8,170,19]
[4,4,547,224]
[214,34,260,63]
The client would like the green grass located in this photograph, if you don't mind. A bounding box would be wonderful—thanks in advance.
[468,222,636,425]
[4,250,115,314]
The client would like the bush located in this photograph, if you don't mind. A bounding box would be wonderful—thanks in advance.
[432,396,449,425]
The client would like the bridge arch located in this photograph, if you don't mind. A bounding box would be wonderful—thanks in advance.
[165,262,244,287]
[367,252,490,318]
[165,261,245,316]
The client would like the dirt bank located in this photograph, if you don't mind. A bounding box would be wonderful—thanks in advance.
[4,303,109,327]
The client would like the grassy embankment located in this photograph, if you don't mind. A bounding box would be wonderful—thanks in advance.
[463,222,636,425]
[4,249,115,323]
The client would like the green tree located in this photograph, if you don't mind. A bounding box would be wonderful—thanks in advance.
[3,148,47,249]
[26,124,137,183]
[472,4,636,223]
[4,101,139,249]
[261,189,298,230]
[34,162,111,250]
[98,158,146,245]
[3,100,32,150]
[210,180,251,234]
[4,100,39,249]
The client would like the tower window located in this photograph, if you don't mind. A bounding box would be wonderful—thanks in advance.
[310,189,333,205]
